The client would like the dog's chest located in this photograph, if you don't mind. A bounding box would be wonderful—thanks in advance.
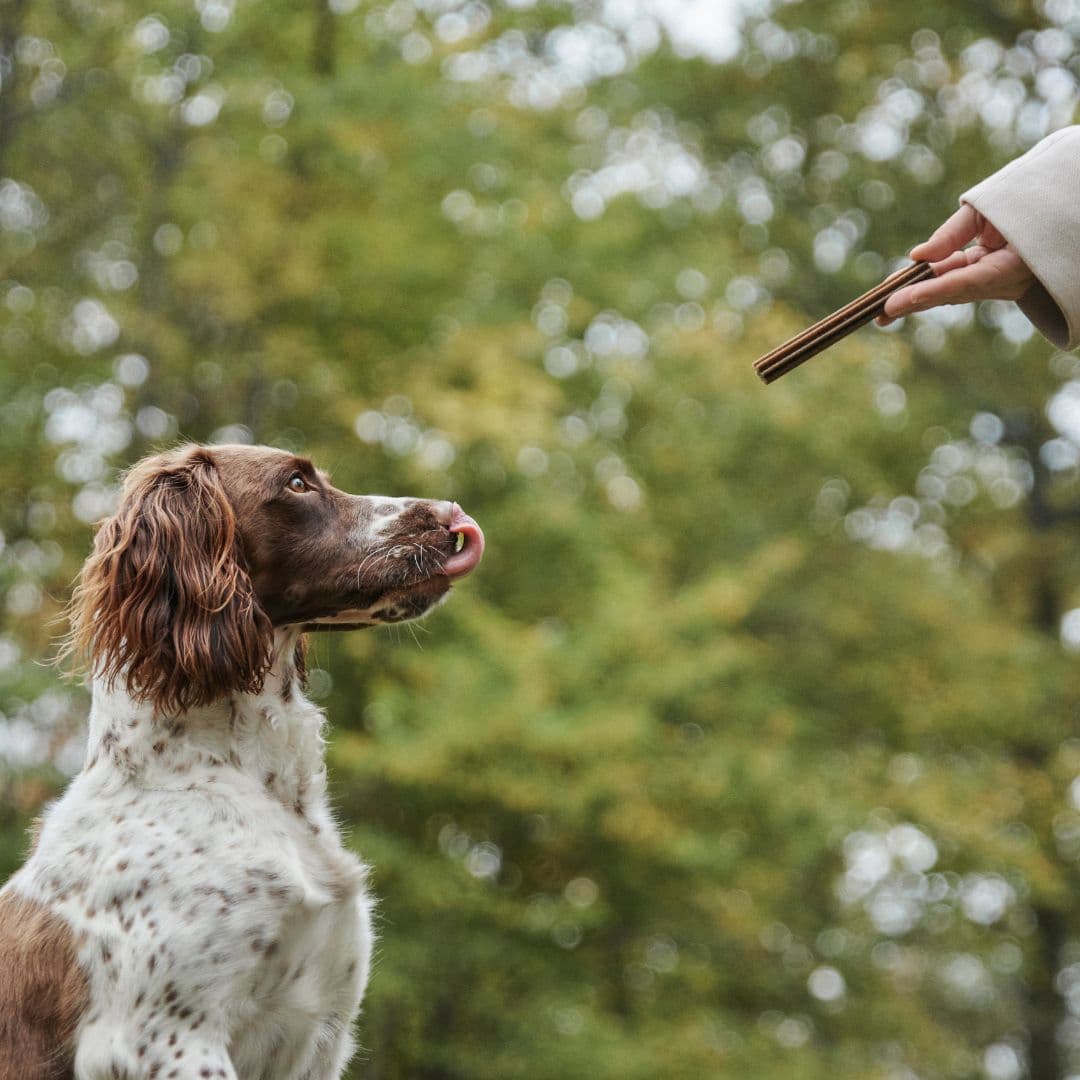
[224,799,372,1074]
[7,688,373,1075]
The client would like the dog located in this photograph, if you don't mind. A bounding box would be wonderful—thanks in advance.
[0,442,484,1079]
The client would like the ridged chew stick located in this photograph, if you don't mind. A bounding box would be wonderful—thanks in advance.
[757,263,928,369]
[754,261,934,384]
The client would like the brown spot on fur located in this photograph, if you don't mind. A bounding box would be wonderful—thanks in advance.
[0,892,88,1079]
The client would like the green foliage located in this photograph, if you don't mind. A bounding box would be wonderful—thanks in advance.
[2,0,1080,1076]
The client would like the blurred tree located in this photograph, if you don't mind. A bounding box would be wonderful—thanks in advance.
[2,1,1080,1078]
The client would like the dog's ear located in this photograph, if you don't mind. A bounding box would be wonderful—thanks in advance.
[67,447,273,714]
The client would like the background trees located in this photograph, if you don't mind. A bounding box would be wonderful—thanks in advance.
[2,1,1080,1076]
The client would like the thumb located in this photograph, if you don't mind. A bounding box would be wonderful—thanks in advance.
[909,204,981,262]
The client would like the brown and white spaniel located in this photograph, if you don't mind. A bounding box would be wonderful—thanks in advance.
[0,442,483,1080]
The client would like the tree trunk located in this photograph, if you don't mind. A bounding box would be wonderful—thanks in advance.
[313,0,336,76]
[1027,904,1066,1080]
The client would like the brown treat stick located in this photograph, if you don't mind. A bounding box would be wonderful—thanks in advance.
[754,261,934,384]
[755,261,932,379]
[754,260,932,377]
[759,304,894,383]
[754,261,928,374]
[757,266,931,384]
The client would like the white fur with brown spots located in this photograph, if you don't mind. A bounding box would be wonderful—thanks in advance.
[0,444,484,1079]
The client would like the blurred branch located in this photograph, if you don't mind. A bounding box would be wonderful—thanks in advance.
[312,0,336,76]
[0,0,29,176]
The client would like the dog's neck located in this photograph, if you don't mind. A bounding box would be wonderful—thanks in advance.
[83,628,328,817]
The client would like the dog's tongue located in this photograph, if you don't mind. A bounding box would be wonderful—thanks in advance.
[442,505,484,578]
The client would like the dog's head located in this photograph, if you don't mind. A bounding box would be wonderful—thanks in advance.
[67,443,483,713]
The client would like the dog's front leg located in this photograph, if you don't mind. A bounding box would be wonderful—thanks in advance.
[75,1026,238,1080]
[295,1023,357,1080]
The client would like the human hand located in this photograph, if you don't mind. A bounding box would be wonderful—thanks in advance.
[877,204,1036,324]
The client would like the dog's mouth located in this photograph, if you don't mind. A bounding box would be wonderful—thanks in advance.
[440,505,485,579]
[306,505,484,630]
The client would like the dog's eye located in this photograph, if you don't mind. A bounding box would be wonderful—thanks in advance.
[287,474,309,493]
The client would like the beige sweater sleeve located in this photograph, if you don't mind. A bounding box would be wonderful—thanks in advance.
[960,125,1080,350]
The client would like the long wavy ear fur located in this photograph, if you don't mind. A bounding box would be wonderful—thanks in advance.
[65,447,273,714]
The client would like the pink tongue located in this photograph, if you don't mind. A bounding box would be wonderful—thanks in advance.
[442,506,485,578]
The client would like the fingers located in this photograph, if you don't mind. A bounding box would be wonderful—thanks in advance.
[880,248,1035,321]
[927,247,987,277]
[882,274,970,319]
[877,248,985,325]
[908,205,981,262]
[881,248,986,319]
[978,219,1008,250]
[875,205,1031,326]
